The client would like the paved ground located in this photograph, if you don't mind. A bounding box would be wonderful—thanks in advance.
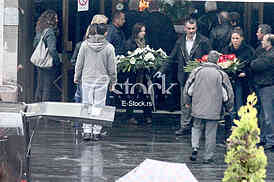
[29,112,274,182]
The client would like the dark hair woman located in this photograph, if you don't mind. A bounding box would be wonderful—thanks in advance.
[222,26,256,117]
[126,22,146,51]
[124,23,153,125]
[33,9,60,101]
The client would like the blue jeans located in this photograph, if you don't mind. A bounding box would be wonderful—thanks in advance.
[258,85,274,145]
[35,67,57,102]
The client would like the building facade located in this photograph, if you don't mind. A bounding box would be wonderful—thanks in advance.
[1,0,272,103]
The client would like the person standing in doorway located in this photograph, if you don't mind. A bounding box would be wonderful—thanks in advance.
[125,23,153,125]
[71,14,109,103]
[106,11,127,55]
[74,24,117,140]
[33,10,61,102]
[222,27,256,115]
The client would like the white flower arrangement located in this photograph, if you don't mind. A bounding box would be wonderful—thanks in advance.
[116,45,168,73]
[144,52,155,61]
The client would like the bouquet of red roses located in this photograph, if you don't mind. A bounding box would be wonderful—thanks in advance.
[184,54,246,75]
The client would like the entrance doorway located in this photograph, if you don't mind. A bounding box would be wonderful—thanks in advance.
[30,0,112,102]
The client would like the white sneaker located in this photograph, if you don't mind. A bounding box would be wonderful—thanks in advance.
[93,125,102,135]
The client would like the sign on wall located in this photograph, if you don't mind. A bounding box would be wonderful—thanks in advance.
[78,0,89,12]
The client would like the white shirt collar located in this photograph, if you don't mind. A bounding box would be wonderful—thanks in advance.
[186,34,196,41]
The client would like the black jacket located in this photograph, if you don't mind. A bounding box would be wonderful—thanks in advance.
[125,38,138,52]
[71,41,82,66]
[255,44,266,57]
[251,47,274,87]
[210,22,232,52]
[222,42,256,77]
[197,11,219,37]
[161,33,212,85]
[122,10,177,55]
[106,24,127,55]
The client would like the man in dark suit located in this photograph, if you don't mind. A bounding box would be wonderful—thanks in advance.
[156,18,212,135]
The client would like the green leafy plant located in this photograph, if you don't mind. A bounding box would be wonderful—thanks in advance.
[223,93,267,182]
[159,0,193,24]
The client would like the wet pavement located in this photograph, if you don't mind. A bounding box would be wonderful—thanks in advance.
[29,112,274,182]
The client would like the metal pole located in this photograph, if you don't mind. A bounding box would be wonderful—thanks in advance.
[61,0,70,101]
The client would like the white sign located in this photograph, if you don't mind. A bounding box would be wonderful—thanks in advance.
[78,0,89,12]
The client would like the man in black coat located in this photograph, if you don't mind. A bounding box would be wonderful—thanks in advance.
[255,24,272,57]
[209,11,232,52]
[106,11,127,55]
[157,18,212,135]
[251,34,274,151]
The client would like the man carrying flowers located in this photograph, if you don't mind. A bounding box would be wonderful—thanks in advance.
[183,50,234,163]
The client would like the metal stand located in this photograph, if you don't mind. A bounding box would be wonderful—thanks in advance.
[1,101,115,182]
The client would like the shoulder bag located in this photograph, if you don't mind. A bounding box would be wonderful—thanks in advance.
[30,28,53,68]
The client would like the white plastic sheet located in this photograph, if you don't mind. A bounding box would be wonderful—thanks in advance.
[116,159,198,182]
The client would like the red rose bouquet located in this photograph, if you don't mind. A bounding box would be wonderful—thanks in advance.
[184,54,246,75]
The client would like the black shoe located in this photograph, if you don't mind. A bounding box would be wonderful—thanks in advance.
[189,148,198,161]
[175,127,191,135]
[202,158,214,164]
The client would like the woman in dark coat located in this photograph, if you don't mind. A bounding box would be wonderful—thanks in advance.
[33,10,60,101]
[222,27,256,116]
[124,22,153,125]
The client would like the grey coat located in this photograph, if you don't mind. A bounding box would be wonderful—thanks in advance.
[183,63,234,120]
[74,35,117,85]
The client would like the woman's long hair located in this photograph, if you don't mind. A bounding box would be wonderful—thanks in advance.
[131,23,145,40]
[35,9,58,33]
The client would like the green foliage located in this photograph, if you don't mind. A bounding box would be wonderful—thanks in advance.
[159,0,193,23]
[223,93,267,182]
